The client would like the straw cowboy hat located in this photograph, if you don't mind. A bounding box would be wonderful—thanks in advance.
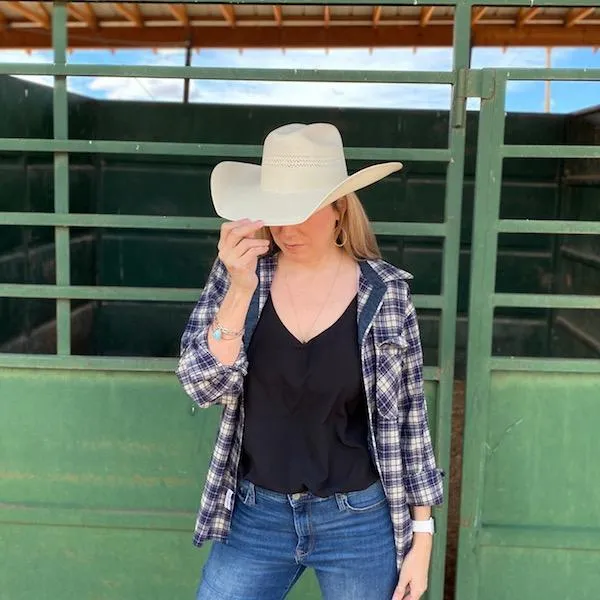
[210,123,403,226]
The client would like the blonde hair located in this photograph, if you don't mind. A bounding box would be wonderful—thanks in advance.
[332,192,381,260]
[258,192,381,261]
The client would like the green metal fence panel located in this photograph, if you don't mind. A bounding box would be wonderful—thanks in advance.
[5,1,598,598]
[457,69,600,600]
[0,1,470,598]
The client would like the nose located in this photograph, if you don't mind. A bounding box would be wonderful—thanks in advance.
[277,225,301,240]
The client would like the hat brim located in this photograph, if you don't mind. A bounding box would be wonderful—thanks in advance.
[210,161,403,226]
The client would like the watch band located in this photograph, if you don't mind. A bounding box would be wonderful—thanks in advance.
[411,517,435,534]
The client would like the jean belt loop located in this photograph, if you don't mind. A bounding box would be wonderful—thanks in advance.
[334,492,348,511]
[247,480,256,505]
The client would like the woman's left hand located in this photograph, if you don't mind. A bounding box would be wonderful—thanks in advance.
[392,536,432,600]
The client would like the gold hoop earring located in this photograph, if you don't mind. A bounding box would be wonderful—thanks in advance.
[335,227,348,248]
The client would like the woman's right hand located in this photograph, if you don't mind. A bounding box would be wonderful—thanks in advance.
[217,219,270,293]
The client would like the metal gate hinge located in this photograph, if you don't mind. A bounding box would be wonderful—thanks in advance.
[452,69,496,129]
[467,70,496,101]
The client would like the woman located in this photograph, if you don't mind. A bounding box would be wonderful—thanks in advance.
[176,123,445,600]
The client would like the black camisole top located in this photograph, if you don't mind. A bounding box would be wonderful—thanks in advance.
[238,292,379,496]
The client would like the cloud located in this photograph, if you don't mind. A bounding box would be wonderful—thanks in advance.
[83,76,183,101]
[189,79,451,110]
[471,47,574,69]
[0,46,590,112]
[0,49,54,88]
[69,47,457,108]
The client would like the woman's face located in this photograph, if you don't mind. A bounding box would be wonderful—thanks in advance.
[269,202,339,261]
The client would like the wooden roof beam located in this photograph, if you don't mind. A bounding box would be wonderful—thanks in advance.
[220,4,236,27]
[168,4,189,28]
[8,1,50,28]
[372,6,382,27]
[471,7,487,26]
[68,3,98,30]
[35,2,49,23]
[273,5,282,27]
[3,24,600,50]
[112,3,144,28]
[565,8,595,29]
[517,7,541,28]
[420,7,435,28]
[82,4,98,30]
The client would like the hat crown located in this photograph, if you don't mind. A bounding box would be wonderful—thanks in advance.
[260,123,348,192]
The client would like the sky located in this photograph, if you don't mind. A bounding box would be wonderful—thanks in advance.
[1,45,599,114]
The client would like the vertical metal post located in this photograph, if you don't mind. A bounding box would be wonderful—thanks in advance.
[426,4,472,600]
[183,40,192,104]
[52,0,70,355]
[545,48,552,113]
[455,71,507,600]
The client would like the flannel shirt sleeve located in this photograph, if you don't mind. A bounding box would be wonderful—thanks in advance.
[400,298,445,506]
[175,257,249,409]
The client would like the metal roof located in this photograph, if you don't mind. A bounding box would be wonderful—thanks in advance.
[0,3,599,50]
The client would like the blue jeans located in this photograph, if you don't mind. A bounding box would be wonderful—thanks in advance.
[196,477,399,599]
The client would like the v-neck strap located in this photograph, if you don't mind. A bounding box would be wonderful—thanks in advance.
[266,292,358,347]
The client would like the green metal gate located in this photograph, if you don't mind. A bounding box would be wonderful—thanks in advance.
[1,2,599,600]
[0,2,468,598]
[458,67,600,600]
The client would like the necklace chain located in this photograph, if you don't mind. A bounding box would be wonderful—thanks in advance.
[282,252,343,344]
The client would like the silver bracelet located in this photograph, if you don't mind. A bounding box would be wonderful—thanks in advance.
[211,315,244,340]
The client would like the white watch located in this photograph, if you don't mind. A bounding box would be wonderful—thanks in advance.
[411,517,435,534]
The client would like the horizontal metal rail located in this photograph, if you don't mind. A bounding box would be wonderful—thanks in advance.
[489,357,600,374]
[0,355,179,372]
[0,504,195,532]
[0,353,441,381]
[4,65,599,84]
[0,64,456,85]
[502,145,600,159]
[497,220,600,235]
[0,284,444,310]
[0,139,452,162]
[479,523,600,552]
[0,284,201,302]
[494,293,600,310]
[0,213,448,237]
[501,68,600,82]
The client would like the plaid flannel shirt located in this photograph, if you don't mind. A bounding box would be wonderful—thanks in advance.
[176,253,445,572]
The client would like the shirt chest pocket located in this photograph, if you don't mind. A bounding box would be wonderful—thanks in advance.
[374,335,408,420]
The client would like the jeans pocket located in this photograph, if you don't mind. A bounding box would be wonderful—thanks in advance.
[343,480,389,513]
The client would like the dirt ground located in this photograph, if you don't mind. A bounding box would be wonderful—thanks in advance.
[443,380,465,600]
